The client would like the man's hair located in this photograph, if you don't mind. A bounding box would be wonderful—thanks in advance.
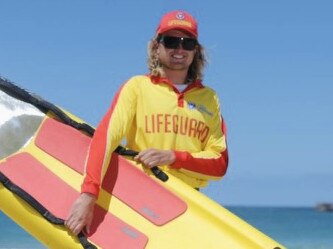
[147,36,207,83]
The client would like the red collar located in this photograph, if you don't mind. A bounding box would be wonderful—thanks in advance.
[147,74,204,91]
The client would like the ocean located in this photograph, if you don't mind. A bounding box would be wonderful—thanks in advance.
[0,206,332,249]
[229,206,333,249]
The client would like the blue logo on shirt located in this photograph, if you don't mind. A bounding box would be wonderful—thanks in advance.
[187,102,213,116]
[188,102,196,109]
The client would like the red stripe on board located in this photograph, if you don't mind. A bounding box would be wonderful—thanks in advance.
[102,153,187,225]
[35,118,90,175]
[35,118,187,225]
[0,153,148,249]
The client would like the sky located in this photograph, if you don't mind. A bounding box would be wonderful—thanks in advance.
[1,0,332,208]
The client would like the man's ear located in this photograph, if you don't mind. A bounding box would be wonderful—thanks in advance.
[153,40,160,55]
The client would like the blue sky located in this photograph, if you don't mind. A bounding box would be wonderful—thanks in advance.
[1,0,332,207]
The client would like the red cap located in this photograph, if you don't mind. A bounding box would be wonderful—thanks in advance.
[156,10,198,38]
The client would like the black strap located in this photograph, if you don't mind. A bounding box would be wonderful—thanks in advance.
[0,172,97,249]
[0,77,95,136]
[78,232,98,249]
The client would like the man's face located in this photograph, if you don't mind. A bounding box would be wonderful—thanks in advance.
[157,29,197,73]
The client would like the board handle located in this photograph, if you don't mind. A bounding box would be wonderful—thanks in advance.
[115,146,169,182]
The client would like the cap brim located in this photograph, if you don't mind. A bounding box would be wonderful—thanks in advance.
[157,27,197,38]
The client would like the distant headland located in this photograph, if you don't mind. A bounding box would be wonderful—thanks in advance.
[316,203,333,212]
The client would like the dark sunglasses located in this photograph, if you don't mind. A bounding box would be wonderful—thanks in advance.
[157,36,197,51]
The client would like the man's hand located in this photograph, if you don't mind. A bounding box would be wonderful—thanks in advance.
[134,149,175,168]
[65,193,96,235]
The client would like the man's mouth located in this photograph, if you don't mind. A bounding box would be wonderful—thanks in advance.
[172,54,185,59]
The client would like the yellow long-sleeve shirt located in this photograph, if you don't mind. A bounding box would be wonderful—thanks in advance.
[82,75,228,196]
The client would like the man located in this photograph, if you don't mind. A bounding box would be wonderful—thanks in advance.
[66,10,228,235]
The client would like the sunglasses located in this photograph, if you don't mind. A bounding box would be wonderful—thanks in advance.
[157,36,197,51]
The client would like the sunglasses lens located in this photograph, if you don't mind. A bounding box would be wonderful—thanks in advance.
[162,36,180,49]
[182,38,197,50]
[160,36,197,51]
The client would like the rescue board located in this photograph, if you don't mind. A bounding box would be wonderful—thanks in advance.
[0,77,286,249]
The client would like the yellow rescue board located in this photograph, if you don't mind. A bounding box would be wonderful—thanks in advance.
[0,77,286,249]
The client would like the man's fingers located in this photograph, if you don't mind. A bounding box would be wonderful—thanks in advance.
[65,193,96,235]
[73,223,84,236]
[68,217,87,235]
[86,217,93,234]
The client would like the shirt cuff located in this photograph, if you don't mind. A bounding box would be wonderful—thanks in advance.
[81,182,100,197]
[170,150,190,169]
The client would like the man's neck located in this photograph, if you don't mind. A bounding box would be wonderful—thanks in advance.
[163,69,188,85]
